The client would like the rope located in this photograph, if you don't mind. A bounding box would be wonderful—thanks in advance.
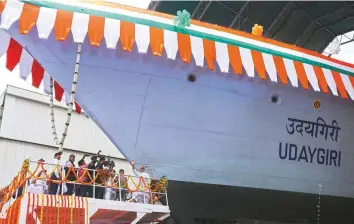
[50,43,82,151]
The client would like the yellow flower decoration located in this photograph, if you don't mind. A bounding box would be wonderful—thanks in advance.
[252,24,263,37]
[22,160,29,169]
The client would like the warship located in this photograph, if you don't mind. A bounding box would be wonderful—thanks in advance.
[1,0,354,223]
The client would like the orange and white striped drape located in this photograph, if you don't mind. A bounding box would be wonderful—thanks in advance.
[1,0,354,100]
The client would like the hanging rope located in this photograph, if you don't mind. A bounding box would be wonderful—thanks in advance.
[50,43,82,152]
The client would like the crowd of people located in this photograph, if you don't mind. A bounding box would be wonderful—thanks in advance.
[29,151,153,204]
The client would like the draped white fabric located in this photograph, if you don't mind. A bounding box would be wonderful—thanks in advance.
[0,30,10,57]
[239,47,254,77]
[0,0,24,29]
[215,42,229,73]
[135,24,150,53]
[341,73,354,100]
[36,7,57,39]
[283,58,298,87]
[19,50,33,81]
[42,71,51,95]
[303,63,320,92]
[190,36,204,67]
[163,30,178,60]
[71,12,90,43]
[262,53,277,82]
[104,18,120,49]
[322,68,338,96]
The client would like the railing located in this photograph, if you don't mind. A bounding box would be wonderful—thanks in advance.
[0,159,168,212]
[0,160,28,212]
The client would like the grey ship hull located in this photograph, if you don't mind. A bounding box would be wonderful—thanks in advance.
[5,28,354,223]
[166,180,354,223]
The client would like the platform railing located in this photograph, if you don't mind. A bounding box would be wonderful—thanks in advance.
[25,160,168,205]
[0,160,28,212]
[3,159,168,211]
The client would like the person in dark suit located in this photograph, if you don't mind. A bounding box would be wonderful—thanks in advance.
[64,154,76,195]
[94,156,106,199]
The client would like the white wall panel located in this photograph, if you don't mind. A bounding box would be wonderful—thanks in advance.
[0,86,125,159]
[0,138,132,189]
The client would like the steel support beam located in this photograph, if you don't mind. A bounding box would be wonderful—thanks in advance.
[228,1,249,29]
[299,8,336,36]
[191,0,212,20]
[267,1,352,40]
[265,2,293,36]
[326,32,354,57]
[321,15,354,29]
[314,3,354,21]
[131,212,146,224]
[341,37,354,45]
[158,214,171,221]
[294,8,336,46]
[148,1,160,11]
[303,2,354,39]
[266,1,295,38]
[304,14,354,52]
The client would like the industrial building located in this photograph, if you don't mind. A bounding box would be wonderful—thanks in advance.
[0,85,132,188]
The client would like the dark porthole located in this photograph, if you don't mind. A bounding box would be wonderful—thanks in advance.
[187,73,197,82]
[271,95,278,103]
[271,94,281,104]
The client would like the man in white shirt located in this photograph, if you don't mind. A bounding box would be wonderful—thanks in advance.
[131,160,151,204]
[30,159,48,194]
[49,151,62,195]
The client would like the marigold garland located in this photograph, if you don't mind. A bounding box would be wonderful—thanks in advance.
[29,162,166,192]
[0,195,22,224]
[70,195,74,224]
[0,159,169,215]
[85,197,89,224]
[252,24,263,36]
[40,194,44,223]
[0,160,28,212]
[7,199,13,224]
[14,196,21,224]
[57,195,60,224]
[26,192,30,224]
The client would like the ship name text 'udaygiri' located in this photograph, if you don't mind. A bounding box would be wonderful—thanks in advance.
[279,117,342,167]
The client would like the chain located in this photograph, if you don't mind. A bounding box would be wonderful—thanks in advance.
[50,43,82,152]
[317,183,322,224]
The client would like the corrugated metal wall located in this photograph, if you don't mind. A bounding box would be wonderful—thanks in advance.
[0,86,124,158]
[0,86,132,188]
[0,138,132,188]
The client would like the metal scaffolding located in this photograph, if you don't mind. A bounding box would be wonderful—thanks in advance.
[323,31,354,57]
[191,0,212,20]
[228,1,250,30]
[148,0,161,11]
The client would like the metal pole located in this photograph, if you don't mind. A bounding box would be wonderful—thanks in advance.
[165,190,169,206]
[93,170,96,199]
[118,174,121,201]
[61,164,64,195]
[74,167,77,196]
[143,184,145,204]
